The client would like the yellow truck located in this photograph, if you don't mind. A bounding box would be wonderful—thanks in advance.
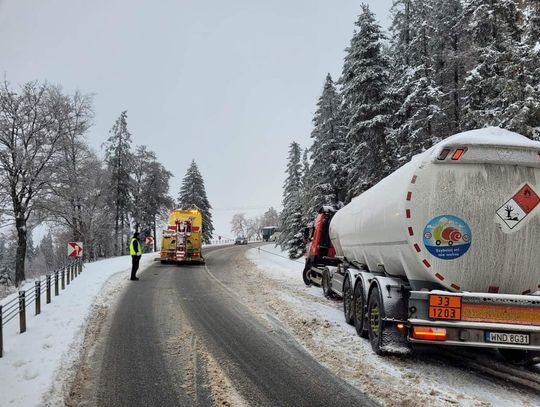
[160,209,204,264]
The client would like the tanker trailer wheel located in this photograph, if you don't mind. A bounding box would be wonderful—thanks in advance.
[499,349,540,366]
[302,261,312,286]
[367,286,386,355]
[322,268,336,299]
[353,282,368,338]
[343,277,354,325]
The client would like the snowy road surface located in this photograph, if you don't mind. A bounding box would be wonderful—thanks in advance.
[75,245,375,406]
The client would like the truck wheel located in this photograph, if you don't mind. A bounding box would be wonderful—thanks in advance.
[343,277,354,325]
[322,268,335,299]
[367,286,386,355]
[353,281,368,338]
[302,262,312,286]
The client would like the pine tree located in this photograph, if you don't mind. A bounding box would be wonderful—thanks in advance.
[388,0,445,162]
[0,234,15,285]
[306,74,347,215]
[341,5,394,199]
[278,142,305,258]
[177,160,214,243]
[431,0,465,136]
[462,0,523,131]
[104,111,133,255]
[509,0,540,139]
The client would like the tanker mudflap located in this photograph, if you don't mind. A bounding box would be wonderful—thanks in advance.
[373,276,411,354]
[380,321,411,355]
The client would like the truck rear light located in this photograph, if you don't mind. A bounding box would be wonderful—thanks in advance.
[437,148,451,160]
[396,323,405,330]
[412,326,448,341]
[451,148,466,160]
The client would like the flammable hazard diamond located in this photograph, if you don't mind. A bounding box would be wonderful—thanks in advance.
[512,184,540,214]
[496,184,540,230]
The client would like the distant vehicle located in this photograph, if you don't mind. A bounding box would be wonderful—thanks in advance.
[235,236,248,245]
[262,226,278,242]
[160,208,204,264]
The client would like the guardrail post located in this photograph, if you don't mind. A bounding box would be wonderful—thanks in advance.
[55,271,59,296]
[66,265,70,285]
[0,305,3,357]
[72,262,75,279]
[46,275,51,304]
[35,281,41,315]
[61,268,65,290]
[19,291,26,333]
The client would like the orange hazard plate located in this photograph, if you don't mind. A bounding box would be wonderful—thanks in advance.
[429,295,462,320]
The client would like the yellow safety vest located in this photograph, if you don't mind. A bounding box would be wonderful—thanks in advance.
[129,238,142,255]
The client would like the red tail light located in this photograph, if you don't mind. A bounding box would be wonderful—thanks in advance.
[412,326,448,341]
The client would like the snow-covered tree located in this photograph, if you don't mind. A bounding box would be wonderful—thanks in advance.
[306,74,347,216]
[341,5,394,199]
[131,145,173,245]
[177,160,214,243]
[0,81,70,285]
[139,156,174,251]
[0,233,16,285]
[104,111,133,255]
[388,0,445,162]
[278,142,305,258]
[508,0,540,139]
[461,0,524,131]
[230,213,247,237]
[431,0,465,136]
[261,207,279,227]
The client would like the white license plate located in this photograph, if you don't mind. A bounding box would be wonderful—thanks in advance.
[485,332,530,345]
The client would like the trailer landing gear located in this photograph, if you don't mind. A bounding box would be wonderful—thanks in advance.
[322,268,336,299]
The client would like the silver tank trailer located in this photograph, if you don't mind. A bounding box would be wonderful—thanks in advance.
[330,127,540,295]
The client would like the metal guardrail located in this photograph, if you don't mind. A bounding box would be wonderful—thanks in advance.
[0,258,83,357]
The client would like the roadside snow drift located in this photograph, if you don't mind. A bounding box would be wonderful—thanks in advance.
[0,254,154,407]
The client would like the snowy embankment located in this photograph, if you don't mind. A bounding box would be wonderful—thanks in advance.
[246,245,540,407]
[0,254,155,407]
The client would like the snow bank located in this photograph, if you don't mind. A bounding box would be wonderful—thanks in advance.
[0,254,155,407]
[246,245,305,282]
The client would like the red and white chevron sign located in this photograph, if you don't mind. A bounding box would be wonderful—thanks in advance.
[68,242,83,257]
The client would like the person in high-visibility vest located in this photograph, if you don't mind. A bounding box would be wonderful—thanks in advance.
[129,232,143,280]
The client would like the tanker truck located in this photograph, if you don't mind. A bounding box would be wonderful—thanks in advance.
[160,208,205,264]
[306,127,540,363]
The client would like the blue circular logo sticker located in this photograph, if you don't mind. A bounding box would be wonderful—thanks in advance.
[423,215,472,260]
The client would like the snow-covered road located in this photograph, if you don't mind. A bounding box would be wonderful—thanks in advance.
[246,244,540,406]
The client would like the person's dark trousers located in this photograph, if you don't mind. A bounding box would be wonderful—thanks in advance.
[131,255,141,279]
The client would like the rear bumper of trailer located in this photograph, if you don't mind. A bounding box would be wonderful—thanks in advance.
[408,291,540,350]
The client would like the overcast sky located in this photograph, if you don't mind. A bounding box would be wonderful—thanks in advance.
[0,0,393,237]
